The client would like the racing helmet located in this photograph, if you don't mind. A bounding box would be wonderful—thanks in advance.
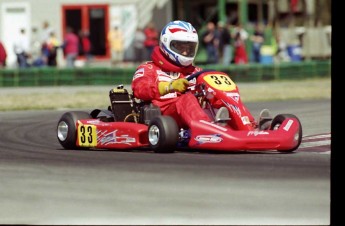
[159,20,199,67]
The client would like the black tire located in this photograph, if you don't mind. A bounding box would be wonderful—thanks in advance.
[270,114,303,153]
[57,111,92,150]
[148,116,179,153]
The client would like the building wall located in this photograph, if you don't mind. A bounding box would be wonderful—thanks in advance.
[0,0,171,67]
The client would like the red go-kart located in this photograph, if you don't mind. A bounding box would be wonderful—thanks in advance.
[56,70,302,153]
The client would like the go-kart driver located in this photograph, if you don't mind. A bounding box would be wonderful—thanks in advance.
[132,20,224,129]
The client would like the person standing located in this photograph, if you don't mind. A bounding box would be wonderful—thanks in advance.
[143,21,159,61]
[30,26,45,67]
[40,21,53,44]
[217,21,233,65]
[62,27,79,68]
[234,31,248,64]
[202,21,219,64]
[13,28,30,68]
[107,26,124,66]
[133,27,146,63]
[45,31,61,66]
[251,23,265,63]
[0,41,7,67]
[80,30,92,65]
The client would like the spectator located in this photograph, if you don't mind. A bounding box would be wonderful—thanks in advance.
[30,26,45,67]
[133,27,146,63]
[44,31,61,66]
[217,21,233,66]
[202,21,219,64]
[13,28,30,68]
[40,21,53,44]
[143,21,159,61]
[80,30,92,66]
[62,27,79,68]
[234,31,248,64]
[0,41,7,67]
[274,34,290,63]
[107,26,124,66]
[251,23,265,63]
[233,23,249,41]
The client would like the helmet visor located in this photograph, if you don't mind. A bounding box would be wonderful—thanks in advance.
[170,41,197,58]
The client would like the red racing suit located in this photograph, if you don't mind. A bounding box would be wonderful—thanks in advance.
[131,46,211,128]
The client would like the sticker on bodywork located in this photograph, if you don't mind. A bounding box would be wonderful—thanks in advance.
[78,124,97,147]
[195,134,223,144]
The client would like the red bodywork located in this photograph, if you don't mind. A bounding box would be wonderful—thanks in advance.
[76,120,149,149]
[74,71,301,151]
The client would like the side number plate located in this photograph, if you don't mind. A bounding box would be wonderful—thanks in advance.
[77,124,97,147]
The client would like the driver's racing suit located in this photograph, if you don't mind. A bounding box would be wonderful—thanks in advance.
[131,46,211,128]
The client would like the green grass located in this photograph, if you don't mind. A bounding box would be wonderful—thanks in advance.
[0,77,331,111]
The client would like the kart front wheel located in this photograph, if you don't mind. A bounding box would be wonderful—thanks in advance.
[270,114,303,153]
[148,116,179,153]
[57,111,92,150]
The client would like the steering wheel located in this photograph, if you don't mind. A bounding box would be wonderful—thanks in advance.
[186,69,216,81]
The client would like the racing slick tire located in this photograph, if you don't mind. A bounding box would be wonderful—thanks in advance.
[270,114,303,153]
[57,111,92,150]
[148,116,179,153]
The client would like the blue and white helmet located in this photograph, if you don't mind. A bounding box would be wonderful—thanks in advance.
[160,20,199,67]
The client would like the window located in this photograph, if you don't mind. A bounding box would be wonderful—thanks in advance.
[62,4,109,58]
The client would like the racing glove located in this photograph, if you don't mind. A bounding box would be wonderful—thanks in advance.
[158,78,189,96]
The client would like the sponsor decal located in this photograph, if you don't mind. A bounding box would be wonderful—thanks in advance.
[283,119,293,131]
[223,102,241,117]
[157,70,180,79]
[85,119,102,124]
[133,68,144,80]
[97,130,136,145]
[241,116,251,125]
[247,131,269,136]
[195,134,223,144]
[226,92,240,102]
[160,92,177,99]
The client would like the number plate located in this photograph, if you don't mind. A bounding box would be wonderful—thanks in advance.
[203,74,237,91]
[77,124,97,147]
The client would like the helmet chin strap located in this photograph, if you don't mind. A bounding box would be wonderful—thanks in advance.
[151,46,195,74]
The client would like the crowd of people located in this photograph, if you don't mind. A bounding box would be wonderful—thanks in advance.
[0,21,92,69]
[0,19,294,69]
[201,21,267,65]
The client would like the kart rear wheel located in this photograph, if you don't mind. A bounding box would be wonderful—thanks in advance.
[57,111,92,150]
[148,116,179,153]
[270,114,302,153]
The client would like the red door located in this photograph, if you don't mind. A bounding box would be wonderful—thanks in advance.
[62,4,109,59]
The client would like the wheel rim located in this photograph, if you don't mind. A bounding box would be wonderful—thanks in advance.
[57,121,68,141]
[148,125,160,146]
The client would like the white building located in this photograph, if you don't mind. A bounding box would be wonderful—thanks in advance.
[0,0,171,67]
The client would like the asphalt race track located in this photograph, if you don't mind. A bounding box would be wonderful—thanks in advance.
[0,99,330,225]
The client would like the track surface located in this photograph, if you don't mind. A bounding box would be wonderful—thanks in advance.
[0,99,330,225]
